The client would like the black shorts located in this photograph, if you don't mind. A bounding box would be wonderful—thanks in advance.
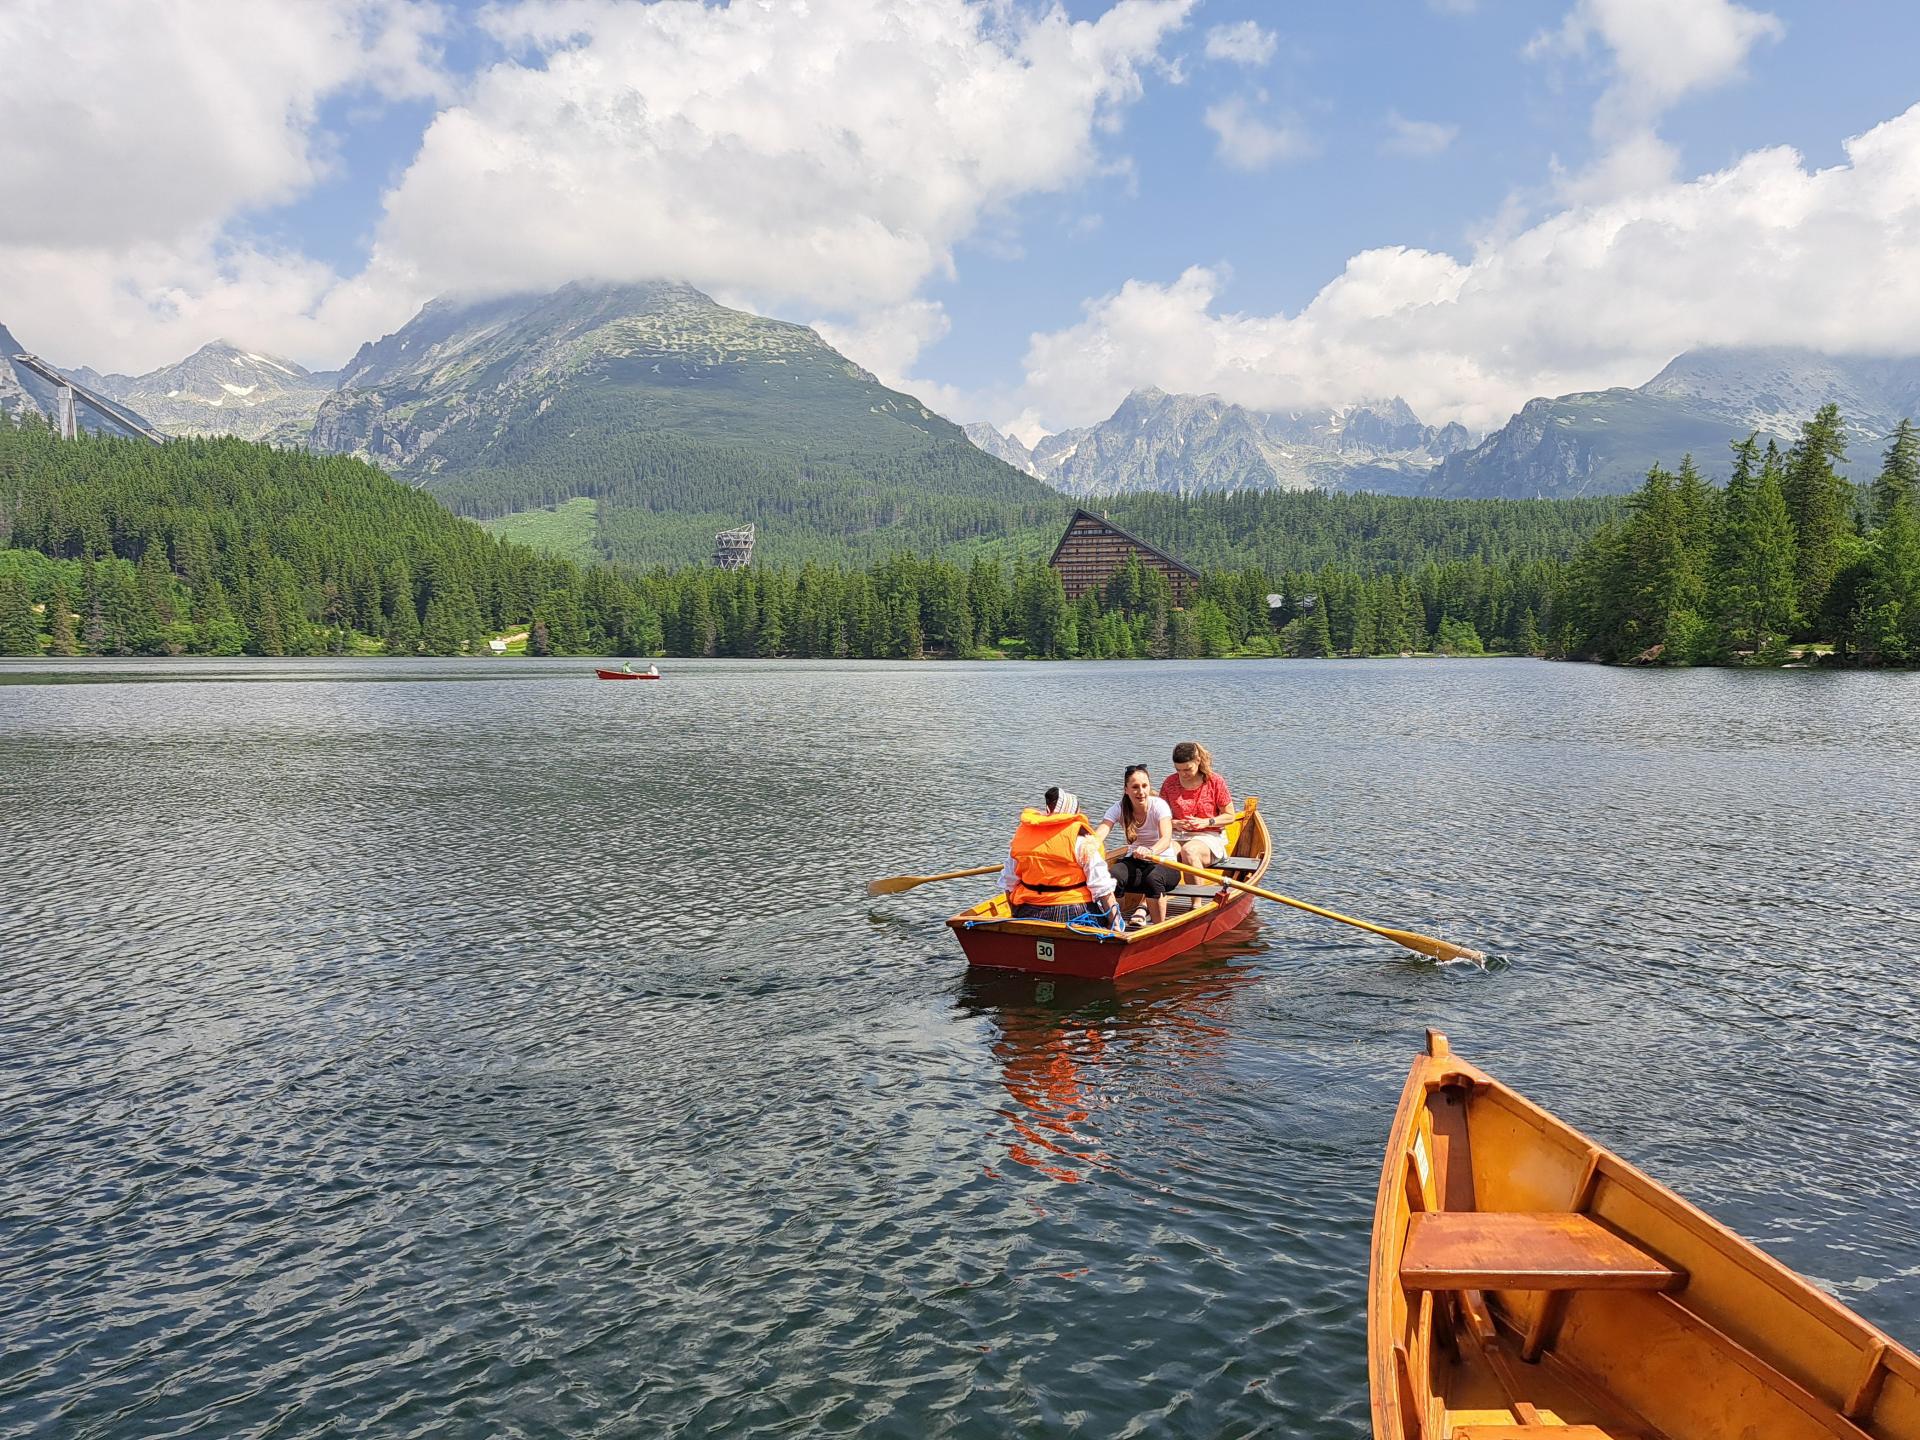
[1111,856,1180,898]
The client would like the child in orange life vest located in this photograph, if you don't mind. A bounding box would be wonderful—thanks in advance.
[998,787,1125,930]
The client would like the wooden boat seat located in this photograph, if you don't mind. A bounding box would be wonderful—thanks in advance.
[1401,1212,1684,1292]
[1453,1427,1629,1439]
[1217,856,1259,874]
[1168,882,1223,899]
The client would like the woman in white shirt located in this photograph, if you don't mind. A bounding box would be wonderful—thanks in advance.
[1093,765,1182,930]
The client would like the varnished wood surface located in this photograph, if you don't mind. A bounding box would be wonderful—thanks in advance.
[1368,1032,1920,1440]
[1401,1212,1683,1292]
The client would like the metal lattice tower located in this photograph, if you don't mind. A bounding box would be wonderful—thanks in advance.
[714,524,755,570]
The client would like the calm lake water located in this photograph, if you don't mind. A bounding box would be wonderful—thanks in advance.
[2,656,1916,1437]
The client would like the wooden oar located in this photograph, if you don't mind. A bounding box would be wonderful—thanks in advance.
[1162,858,1485,964]
[866,863,1002,898]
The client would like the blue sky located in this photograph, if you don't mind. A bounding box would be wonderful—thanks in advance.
[6,0,1920,438]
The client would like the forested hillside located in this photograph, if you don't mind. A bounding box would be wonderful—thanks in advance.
[0,417,662,657]
[1553,407,1920,665]
[445,424,1070,568]
[18,411,1902,669]
[1101,489,1624,574]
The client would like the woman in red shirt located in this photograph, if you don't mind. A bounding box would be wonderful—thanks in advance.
[1160,740,1232,869]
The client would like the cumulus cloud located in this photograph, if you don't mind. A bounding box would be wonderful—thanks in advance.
[1203,95,1314,170]
[1529,0,1782,199]
[1203,21,1277,66]
[1008,103,1920,434]
[1382,112,1460,157]
[0,0,448,369]
[1,0,1192,372]
[381,0,1192,311]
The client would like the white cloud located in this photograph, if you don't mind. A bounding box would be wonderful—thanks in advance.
[0,0,448,370]
[1010,103,1920,434]
[1204,96,1314,170]
[1203,21,1277,67]
[813,300,952,391]
[1,0,1193,373]
[1382,111,1460,158]
[1529,0,1782,199]
[383,0,1191,310]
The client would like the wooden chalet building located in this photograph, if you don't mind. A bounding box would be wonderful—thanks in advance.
[1047,508,1201,607]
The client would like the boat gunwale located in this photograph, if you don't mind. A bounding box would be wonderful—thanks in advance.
[945,801,1272,952]
[1369,1036,1920,1439]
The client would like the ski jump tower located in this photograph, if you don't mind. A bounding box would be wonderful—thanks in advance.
[714,524,755,570]
[9,354,167,444]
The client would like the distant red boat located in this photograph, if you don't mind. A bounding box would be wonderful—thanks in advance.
[595,667,660,680]
[946,800,1269,979]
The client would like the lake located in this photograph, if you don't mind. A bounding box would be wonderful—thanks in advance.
[2,656,1916,1437]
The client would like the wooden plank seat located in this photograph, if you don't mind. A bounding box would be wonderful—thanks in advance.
[1401,1212,1684,1293]
[1216,856,1259,873]
[1168,882,1224,898]
[1453,1427,1630,1439]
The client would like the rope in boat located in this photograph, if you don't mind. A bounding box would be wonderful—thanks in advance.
[962,912,1123,941]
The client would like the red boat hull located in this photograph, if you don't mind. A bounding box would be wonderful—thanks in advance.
[595,669,660,679]
[945,803,1270,980]
[948,889,1259,979]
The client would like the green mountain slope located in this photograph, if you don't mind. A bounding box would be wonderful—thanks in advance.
[310,282,1070,566]
[0,417,660,656]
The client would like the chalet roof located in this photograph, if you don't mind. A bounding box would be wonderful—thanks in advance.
[1047,507,1201,580]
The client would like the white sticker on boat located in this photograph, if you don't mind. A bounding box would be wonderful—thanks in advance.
[1412,1131,1431,1190]
[1035,940,1055,963]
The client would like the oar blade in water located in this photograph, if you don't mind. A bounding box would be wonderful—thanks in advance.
[1382,926,1486,965]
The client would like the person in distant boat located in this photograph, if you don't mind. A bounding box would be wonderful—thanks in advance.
[1000,787,1125,930]
[1093,764,1181,930]
[1161,740,1233,869]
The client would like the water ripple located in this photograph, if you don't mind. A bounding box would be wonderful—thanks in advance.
[2,656,1916,1437]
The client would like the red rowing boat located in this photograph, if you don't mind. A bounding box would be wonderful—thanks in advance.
[595,668,660,680]
[945,800,1269,980]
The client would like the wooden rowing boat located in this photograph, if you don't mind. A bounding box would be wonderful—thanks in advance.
[594,668,660,680]
[945,799,1269,980]
[1370,1030,1920,1439]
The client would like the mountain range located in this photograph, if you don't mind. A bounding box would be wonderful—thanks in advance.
[11,289,1920,539]
[969,388,1470,497]
[1427,348,1920,498]
[70,344,338,446]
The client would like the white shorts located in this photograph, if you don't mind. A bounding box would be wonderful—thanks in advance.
[1182,830,1228,863]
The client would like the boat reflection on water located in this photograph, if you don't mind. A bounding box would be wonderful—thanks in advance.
[956,922,1268,1185]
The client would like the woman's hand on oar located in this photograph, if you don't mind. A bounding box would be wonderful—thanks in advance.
[866,863,1003,898]
[1162,857,1485,964]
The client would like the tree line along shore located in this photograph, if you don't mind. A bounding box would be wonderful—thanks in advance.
[0,407,1914,667]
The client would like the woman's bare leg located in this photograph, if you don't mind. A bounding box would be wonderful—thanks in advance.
[1178,838,1214,869]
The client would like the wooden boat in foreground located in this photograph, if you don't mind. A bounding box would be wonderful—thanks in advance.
[1371,1031,1919,1440]
[594,668,660,680]
[945,800,1269,980]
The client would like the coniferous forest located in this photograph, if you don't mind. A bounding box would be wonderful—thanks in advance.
[1,408,1915,666]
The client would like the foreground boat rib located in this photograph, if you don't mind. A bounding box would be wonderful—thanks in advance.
[1370,1030,1920,1440]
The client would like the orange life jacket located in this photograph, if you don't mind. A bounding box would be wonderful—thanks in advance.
[1007,809,1096,910]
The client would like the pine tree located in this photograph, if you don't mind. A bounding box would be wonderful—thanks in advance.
[45,577,77,656]
[1851,493,1920,665]
[1782,404,1852,629]
[1715,435,1799,655]
[1515,608,1543,656]
[0,575,40,654]
[1290,604,1334,657]
[1873,418,1918,527]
